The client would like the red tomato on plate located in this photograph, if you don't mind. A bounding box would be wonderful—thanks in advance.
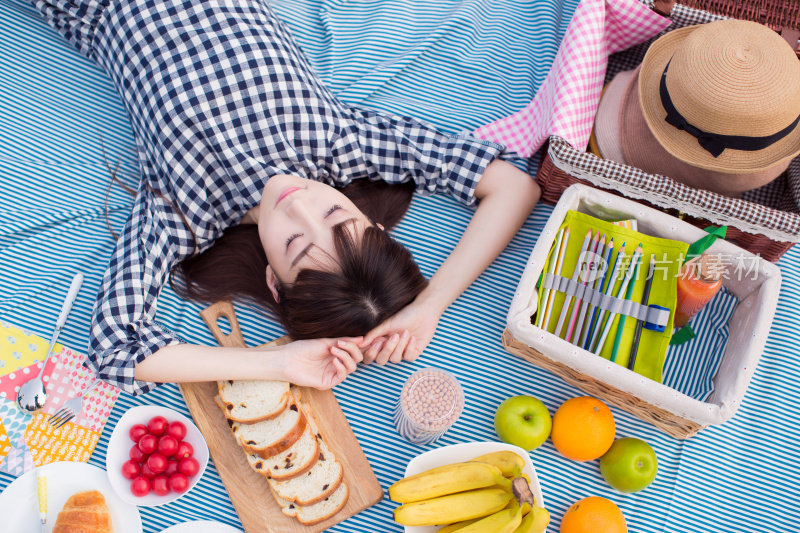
[168,473,189,493]
[129,444,147,463]
[178,457,200,477]
[138,434,158,455]
[130,476,151,497]
[174,441,194,460]
[121,459,141,480]
[147,416,168,437]
[166,421,187,441]
[129,424,148,443]
[158,435,179,457]
[165,459,179,476]
[152,475,170,496]
[147,452,168,474]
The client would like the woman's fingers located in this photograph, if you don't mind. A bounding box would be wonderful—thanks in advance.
[331,346,358,374]
[404,336,421,362]
[376,333,401,365]
[389,330,410,364]
[362,323,392,347]
[336,339,364,364]
[363,338,384,364]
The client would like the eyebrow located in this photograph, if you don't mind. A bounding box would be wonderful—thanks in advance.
[290,217,356,269]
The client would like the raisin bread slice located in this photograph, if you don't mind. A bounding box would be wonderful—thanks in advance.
[267,439,343,505]
[231,400,306,459]
[274,483,349,526]
[245,415,320,480]
[217,379,290,423]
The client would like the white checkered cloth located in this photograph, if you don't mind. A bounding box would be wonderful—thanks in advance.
[31,0,503,395]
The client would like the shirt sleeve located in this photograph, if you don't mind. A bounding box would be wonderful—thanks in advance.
[334,106,506,206]
[87,190,193,395]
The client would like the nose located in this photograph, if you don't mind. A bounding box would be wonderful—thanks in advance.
[285,195,324,231]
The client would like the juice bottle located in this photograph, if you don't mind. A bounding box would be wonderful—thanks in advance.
[674,254,724,328]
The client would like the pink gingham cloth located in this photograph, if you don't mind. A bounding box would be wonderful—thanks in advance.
[475,0,670,155]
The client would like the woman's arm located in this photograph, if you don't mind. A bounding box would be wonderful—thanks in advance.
[134,338,364,390]
[363,159,541,363]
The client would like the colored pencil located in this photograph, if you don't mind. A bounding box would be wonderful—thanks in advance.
[536,227,564,329]
[593,245,643,356]
[628,257,656,371]
[538,227,570,331]
[584,242,625,351]
[575,237,612,346]
[609,253,642,362]
[566,233,604,343]
[554,230,593,338]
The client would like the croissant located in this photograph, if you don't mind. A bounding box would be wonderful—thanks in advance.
[53,490,113,533]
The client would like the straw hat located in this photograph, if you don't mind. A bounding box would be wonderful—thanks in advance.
[637,19,800,174]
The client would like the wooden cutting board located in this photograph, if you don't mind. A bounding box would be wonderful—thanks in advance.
[178,301,383,532]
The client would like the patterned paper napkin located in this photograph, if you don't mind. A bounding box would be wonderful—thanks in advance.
[0,321,119,476]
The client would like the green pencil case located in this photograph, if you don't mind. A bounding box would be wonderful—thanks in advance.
[535,210,689,383]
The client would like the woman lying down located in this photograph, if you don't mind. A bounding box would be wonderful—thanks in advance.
[30,0,540,395]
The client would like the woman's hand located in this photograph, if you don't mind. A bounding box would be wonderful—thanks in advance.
[360,301,442,365]
[277,337,364,389]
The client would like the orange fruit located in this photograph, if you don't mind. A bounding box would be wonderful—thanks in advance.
[560,496,628,533]
[550,396,615,461]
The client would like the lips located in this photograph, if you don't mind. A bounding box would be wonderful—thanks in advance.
[275,186,301,207]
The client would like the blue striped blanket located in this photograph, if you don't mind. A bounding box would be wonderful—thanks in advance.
[1,1,799,532]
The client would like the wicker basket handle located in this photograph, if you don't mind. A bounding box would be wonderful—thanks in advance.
[677,0,800,54]
[652,0,674,17]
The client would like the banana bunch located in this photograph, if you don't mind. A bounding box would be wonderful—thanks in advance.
[391,451,550,533]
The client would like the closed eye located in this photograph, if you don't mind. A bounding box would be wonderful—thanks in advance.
[325,204,342,218]
[285,233,301,249]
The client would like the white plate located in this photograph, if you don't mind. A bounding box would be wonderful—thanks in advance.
[161,520,243,533]
[0,461,142,533]
[403,442,546,533]
[105,405,209,507]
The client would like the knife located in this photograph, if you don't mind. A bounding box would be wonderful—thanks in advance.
[36,470,46,532]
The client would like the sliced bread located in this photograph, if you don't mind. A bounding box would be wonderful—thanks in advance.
[245,419,320,480]
[274,483,349,525]
[232,401,306,459]
[217,379,290,423]
[268,439,343,505]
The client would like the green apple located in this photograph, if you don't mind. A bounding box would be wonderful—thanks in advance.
[493,395,552,451]
[600,437,658,493]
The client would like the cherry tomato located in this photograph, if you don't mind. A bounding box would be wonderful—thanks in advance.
[130,476,151,497]
[158,435,179,457]
[168,472,189,494]
[129,444,147,463]
[121,459,141,480]
[165,459,179,476]
[178,457,200,477]
[140,462,157,479]
[174,441,194,460]
[129,424,148,443]
[147,416,168,437]
[166,421,187,441]
[147,452,168,474]
[152,475,170,497]
[138,433,158,455]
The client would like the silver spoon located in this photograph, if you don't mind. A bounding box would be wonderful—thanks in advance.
[16,273,84,413]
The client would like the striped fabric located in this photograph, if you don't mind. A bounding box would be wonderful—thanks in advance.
[663,288,737,401]
[1,1,799,533]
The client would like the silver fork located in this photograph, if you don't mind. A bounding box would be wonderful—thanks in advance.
[48,380,102,429]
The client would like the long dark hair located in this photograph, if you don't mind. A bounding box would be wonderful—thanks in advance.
[171,179,428,339]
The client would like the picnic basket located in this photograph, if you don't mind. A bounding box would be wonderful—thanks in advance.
[535,0,800,262]
[504,185,781,439]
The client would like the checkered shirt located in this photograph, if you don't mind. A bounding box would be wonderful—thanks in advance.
[32,0,504,395]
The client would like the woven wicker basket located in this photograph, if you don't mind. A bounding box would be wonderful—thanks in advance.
[505,185,781,439]
[536,0,800,262]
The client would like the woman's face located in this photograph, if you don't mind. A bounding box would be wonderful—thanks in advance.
[258,175,370,285]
